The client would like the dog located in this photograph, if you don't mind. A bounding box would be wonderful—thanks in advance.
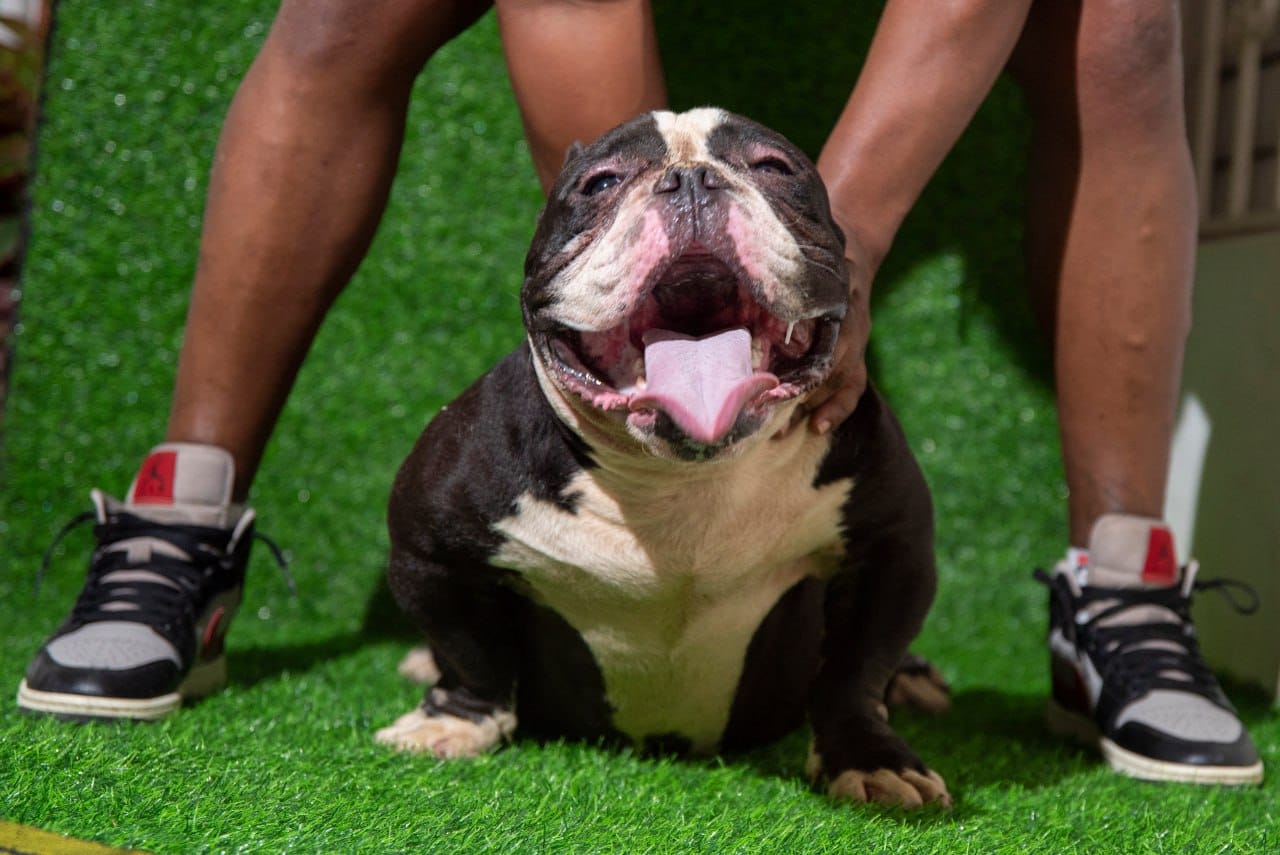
[375,108,950,808]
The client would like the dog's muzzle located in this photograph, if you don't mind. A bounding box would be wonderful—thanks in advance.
[535,244,842,447]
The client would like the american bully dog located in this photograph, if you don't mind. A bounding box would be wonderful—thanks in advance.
[376,108,950,808]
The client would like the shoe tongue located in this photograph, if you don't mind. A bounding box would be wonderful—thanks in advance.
[1080,514,1194,678]
[629,328,779,445]
[1083,514,1180,589]
[124,442,239,527]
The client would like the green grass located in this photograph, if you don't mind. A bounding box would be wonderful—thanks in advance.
[2,2,1276,852]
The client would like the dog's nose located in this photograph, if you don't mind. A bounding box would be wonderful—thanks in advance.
[655,164,728,197]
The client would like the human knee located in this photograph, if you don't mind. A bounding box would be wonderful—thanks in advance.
[497,0,645,11]
[1075,0,1182,122]
[1014,0,1183,127]
[266,0,489,85]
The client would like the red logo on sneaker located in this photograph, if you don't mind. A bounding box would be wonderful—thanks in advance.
[202,606,228,660]
[1142,527,1176,584]
[133,450,177,504]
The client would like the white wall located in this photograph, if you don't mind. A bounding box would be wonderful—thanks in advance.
[1167,231,1280,701]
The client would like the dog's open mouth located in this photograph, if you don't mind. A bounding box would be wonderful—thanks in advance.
[537,245,841,445]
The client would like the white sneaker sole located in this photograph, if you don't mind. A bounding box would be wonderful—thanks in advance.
[15,657,227,721]
[1047,699,1263,785]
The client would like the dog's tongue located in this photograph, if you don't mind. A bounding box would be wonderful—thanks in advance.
[630,328,778,444]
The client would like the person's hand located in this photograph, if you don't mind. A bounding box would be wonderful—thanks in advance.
[806,235,875,435]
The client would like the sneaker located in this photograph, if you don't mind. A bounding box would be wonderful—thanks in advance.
[17,443,272,720]
[1036,513,1262,785]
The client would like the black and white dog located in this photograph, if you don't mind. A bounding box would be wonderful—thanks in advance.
[377,108,949,808]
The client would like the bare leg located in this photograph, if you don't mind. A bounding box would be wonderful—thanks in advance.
[495,0,667,189]
[166,0,491,499]
[1010,0,1194,545]
[1016,6,1263,781]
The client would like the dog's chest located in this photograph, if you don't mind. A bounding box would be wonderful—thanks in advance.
[490,435,851,751]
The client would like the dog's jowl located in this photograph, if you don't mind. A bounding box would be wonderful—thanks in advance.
[377,108,949,808]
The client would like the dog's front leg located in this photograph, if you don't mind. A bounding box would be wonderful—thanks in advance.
[808,527,952,808]
[376,545,522,759]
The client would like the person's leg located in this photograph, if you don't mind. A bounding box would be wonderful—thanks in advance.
[169,0,491,500]
[1011,0,1192,545]
[495,0,667,189]
[18,0,492,721]
[1012,0,1261,784]
[178,0,665,496]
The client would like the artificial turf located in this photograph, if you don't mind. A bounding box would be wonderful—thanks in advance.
[1,1,1276,852]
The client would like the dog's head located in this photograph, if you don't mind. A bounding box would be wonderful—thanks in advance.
[523,108,848,460]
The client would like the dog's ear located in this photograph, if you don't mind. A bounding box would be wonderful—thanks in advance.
[562,141,585,169]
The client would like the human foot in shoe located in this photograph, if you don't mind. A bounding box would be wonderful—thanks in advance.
[18,443,258,720]
[1037,514,1262,785]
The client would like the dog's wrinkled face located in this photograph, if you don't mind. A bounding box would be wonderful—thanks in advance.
[523,108,848,459]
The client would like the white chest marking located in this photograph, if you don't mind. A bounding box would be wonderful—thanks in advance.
[491,433,851,752]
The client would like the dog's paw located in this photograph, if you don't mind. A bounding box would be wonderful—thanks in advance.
[396,645,441,685]
[375,706,515,759]
[885,652,951,714]
[826,767,952,809]
[806,732,951,810]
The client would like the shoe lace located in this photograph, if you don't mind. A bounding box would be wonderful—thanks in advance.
[1034,565,1258,699]
[35,508,295,624]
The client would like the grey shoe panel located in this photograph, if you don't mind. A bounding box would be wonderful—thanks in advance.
[1114,690,1244,745]
[45,621,181,670]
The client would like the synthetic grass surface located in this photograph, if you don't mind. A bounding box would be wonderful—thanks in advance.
[2,1,1276,852]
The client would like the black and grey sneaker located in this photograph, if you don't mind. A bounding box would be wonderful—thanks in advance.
[1036,513,1262,785]
[17,443,279,721]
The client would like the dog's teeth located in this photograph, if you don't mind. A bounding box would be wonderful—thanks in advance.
[785,321,796,346]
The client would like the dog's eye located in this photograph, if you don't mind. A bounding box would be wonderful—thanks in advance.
[582,172,623,196]
[751,157,793,176]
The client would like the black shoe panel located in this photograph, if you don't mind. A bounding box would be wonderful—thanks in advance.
[23,649,182,700]
[1112,719,1261,769]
